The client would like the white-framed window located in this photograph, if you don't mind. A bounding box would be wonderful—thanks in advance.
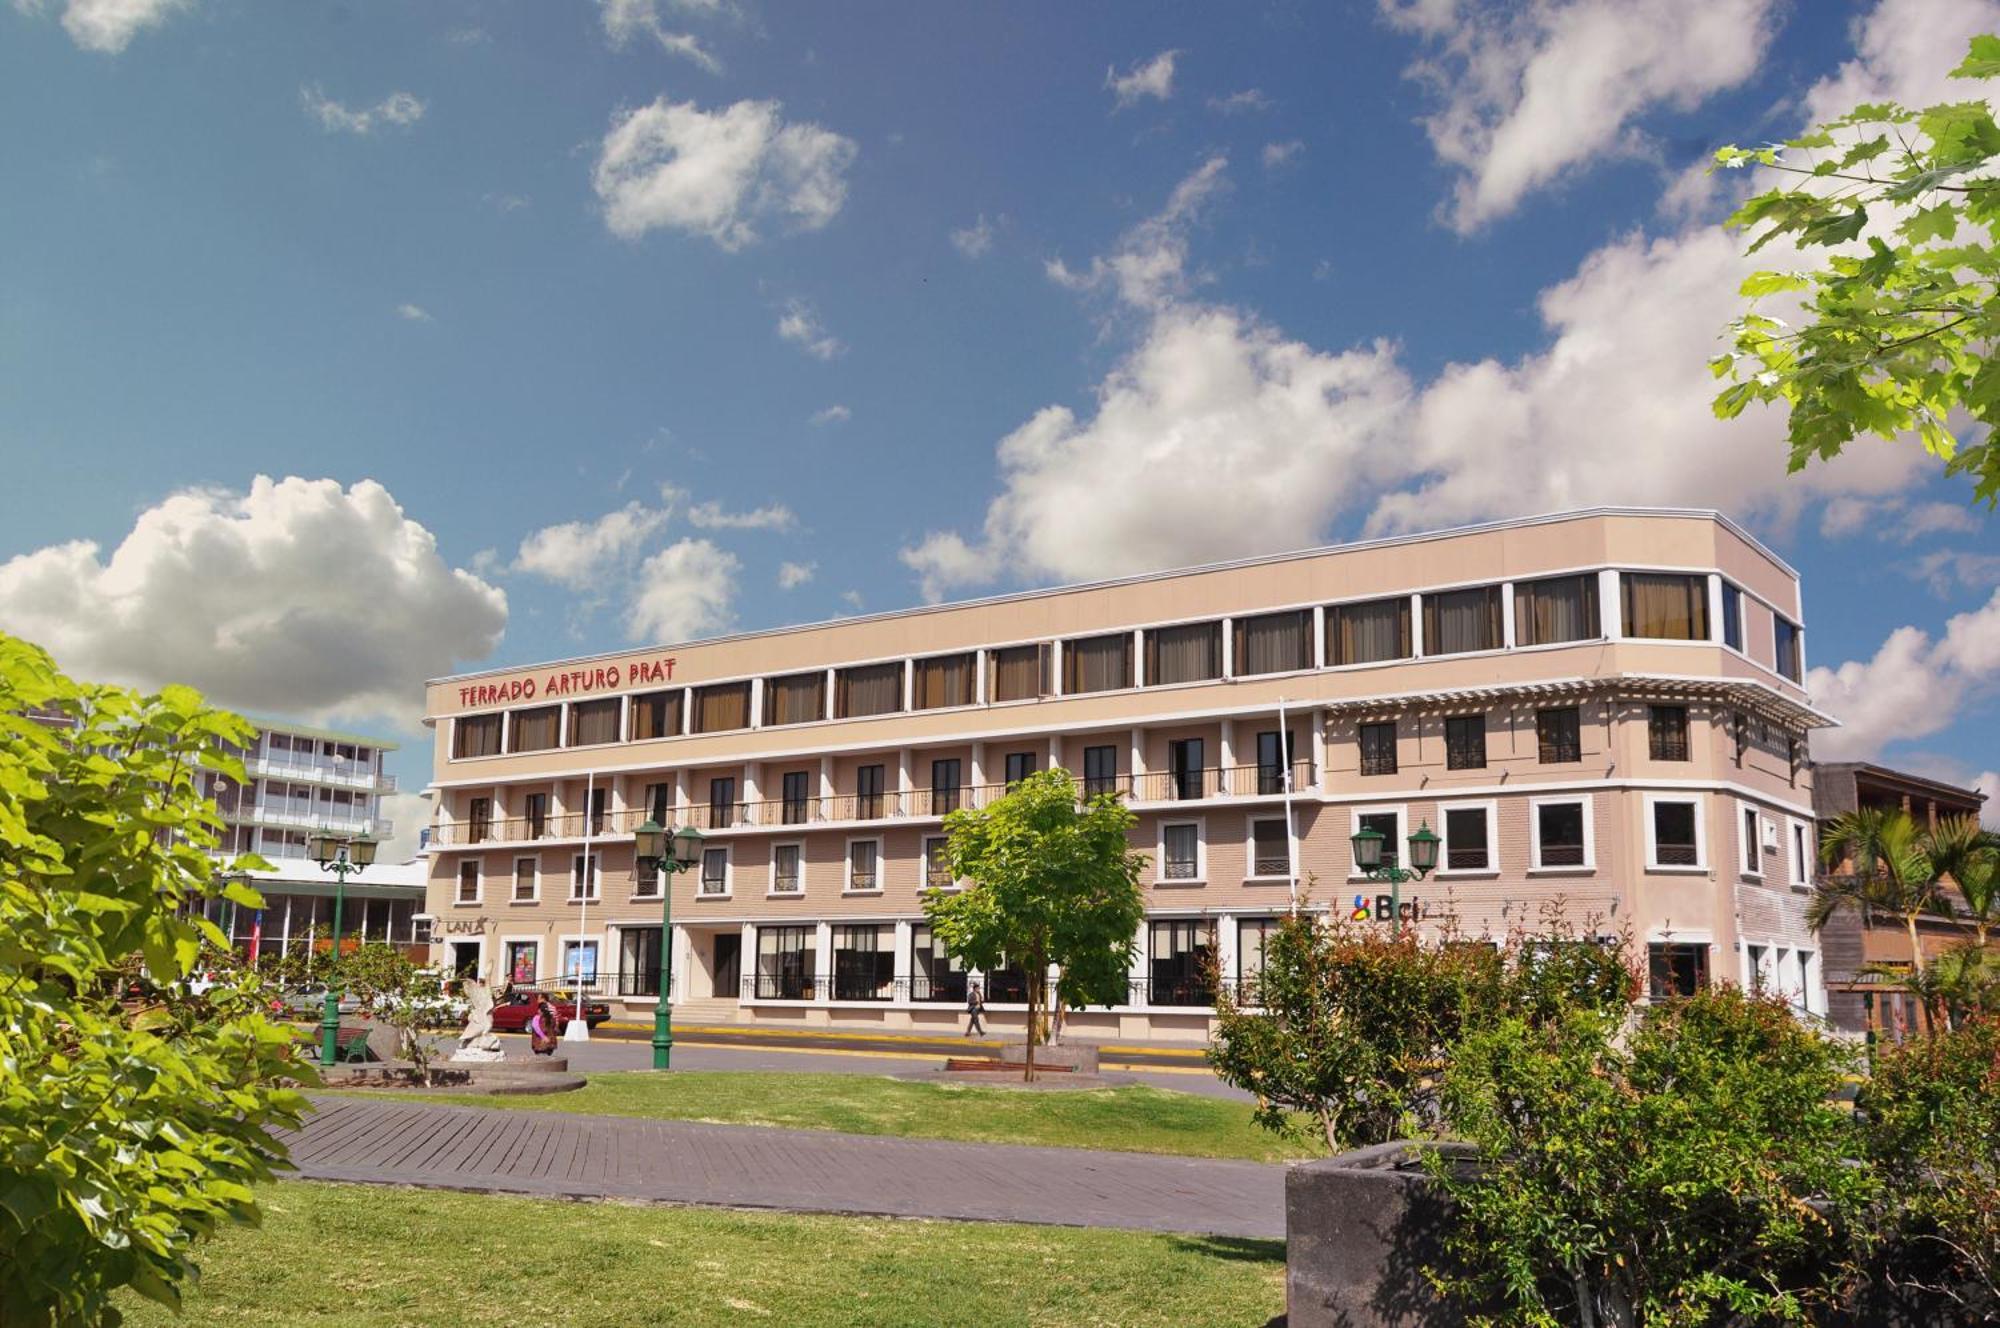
[569,852,600,901]
[771,842,803,895]
[1529,795,1594,872]
[1348,805,1407,878]
[1643,795,1706,872]
[456,860,481,905]
[699,845,731,896]
[501,937,540,987]
[846,837,882,892]
[1246,815,1290,880]
[561,938,599,985]
[1739,802,1763,877]
[1438,800,1497,874]
[1789,818,1812,888]
[923,835,955,889]
[1159,819,1205,883]
[630,855,663,899]
[511,856,538,903]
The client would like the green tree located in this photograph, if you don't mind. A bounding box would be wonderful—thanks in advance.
[332,943,452,1082]
[0,633,309,1326]
[1713,34,2000,507]
[1811,808,1984,981]
[1428,988,1869,1327]
[923,768,1147,1080]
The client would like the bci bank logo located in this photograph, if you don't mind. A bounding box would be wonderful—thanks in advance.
[1352,893,1431,924]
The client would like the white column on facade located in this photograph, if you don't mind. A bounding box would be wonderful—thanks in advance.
[680,687,693,735]
[1221,617,1235,678]
[897,748,913,805]
[1500,582,1517,649]
[1706,574,1726,644]
[669,923,690,1002]
[1133,629,1146,689]
[1128,917,1150,1009]
[739,921,757,1002]
[1410,593,1425,656]
[749,677,765,730]
[1312,605,1328,668]
[1051,639,1066,697]
[970,741,986,791]
[824,667,836,719]
[1311,708,1328,787]
[819,754,835,805]
[814,920,834,1001]
[619,693,631,743]
[892,919,913,1002]
[1219,719,1236,791]
[557,702,570,749]
[1216,914,1239,996]
[1599,569,1622,639]
[743,762,763,811]
[902,659,915,713]
[672,768,689,818]
[974,649,988,704]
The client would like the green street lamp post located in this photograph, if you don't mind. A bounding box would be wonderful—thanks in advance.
[1349,821,1441,933]
[308,832,378,1067]
[634,820,705,1071]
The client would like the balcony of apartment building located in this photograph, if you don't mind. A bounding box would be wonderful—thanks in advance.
[246,744,393,792]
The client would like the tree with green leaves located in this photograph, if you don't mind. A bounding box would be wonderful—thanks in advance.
[0,633,309,1325]
[1714,34,2000,507]
[923,768,1147,1080]
[331,942,453,1082]
[1810,808,1986,982]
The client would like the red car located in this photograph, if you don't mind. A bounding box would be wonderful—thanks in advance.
[490,988,610,1032]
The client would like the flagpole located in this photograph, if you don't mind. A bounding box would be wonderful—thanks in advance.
[565,768,595,1042]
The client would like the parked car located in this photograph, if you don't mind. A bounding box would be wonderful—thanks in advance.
[489,987,610,1032]
[276,985,362,1019]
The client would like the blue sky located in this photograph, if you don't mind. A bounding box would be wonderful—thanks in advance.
[2,0,1997,825]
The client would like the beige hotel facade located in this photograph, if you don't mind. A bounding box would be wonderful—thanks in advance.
[419,507,1833,1041]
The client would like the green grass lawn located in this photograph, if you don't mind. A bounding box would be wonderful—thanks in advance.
[117,1182,1286,1328]
[353,1071,1313,1164]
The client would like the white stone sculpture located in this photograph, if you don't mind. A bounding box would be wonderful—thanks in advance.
[450,976,507,1063]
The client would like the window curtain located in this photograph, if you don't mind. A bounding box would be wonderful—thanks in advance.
[764,672,826,726]
[568,699,620,746]
[629,691,679,740]
[1331,598,1410,665]
[837,663,903,717]
[915,654,975,709]
[1147,622,1222,685]
[1515,575,1599,646]
[453,714,502,758]
[1622,574,1707,640]
[1234,611,1310,676]
[694,683,750,732]
[988,645,1046,702]
[1424,587,1502,655]
[509,706,559,752]
[1065,634,1130,693]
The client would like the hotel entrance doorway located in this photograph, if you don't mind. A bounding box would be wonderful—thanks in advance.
[714,933,741,999]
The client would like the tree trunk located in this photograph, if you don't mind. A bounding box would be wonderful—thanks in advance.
[1906,911,1928,976]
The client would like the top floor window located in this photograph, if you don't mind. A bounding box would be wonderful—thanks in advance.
[693,682,750,734]
[764,671,826,726]
[1514,574,1600,647]
[509,705,560,753]
[1234,610,1312,676]
[1064,633,1132,694]
[1648,705,1690,761]
[836,663,904,719]
[1537,707,1582,764]
[1774,617,1802,682]
[1146,621,1223,686]
[914,653,976,710]
[568,698,620,747]
[1445,714,1486,770]
[1359,722,1398,776]
[1721,582,1744,651]
[453,713,501,759]
[1423,585,1503,656]
[1622,573,1708,640]
[629,689,680,741]
[987,644,1049,703]
[1328,596,1412,666]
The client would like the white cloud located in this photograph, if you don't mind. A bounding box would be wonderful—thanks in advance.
[777,560,816,589]
[809,404,851,426]
[1383,0,1782,232]
[630,538,738,642]
[16,0,190,53]
[1807,586,2000,762]
[376,790,434,864]
[1208,88,1272,115]
[598,0,721,73]
[1045,154,1229,311]
[1907,549,2000,597]
[685,498,795,531]
[302,86,426,135]
[396,303,432,323]
[1821,495,1979,542]
[593,97,857,249]
[481,192,531,213]
[776,298,843,360]
[839,589,864,610]
[951,214,997,258]
[0,476,505,724]
[513,501,670,589]
[1262,140,1304,169]
[1106,50,1179,109]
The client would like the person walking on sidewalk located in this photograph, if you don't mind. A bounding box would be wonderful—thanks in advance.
[528,996,559,1056]
[963,980,985,1036]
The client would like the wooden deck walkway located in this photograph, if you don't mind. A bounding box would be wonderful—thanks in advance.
[281,1096,1287,1239]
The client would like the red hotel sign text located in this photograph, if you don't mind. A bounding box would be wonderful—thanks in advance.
[457,656,677,709]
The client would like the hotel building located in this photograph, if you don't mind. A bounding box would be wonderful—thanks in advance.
[419,508,1832,1040]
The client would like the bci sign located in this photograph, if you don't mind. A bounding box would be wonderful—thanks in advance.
[1350,893,1436,925]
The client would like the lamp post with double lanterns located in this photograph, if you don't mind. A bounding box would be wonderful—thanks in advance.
[1348,820,1440,933]
[307,832,378,1067]
[633,820,705,1071]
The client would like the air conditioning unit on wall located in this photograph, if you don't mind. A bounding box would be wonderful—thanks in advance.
[1761,816,1779,851]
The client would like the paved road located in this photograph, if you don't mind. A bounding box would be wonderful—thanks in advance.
[586,1022,1218,1073]
[284,1096,1286,1239]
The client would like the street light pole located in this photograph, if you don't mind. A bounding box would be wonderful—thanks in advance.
[635,820,705,1071]
[1349,821,1441,935]
[309,833,378,1068]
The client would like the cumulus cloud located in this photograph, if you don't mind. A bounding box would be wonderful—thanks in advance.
[777,560,816,589]
[1045,154,1229,311]
[1382,0,1782,232]
[809,404,851,426]
[396,303,432,322]
[593,97,857,248]
[513,501,670,589]
[776,298,843,359]
[951,214,997,258]
[630,538,738,642]
[302,86,426,135]
[686,499,795,531]
[599,0,722,72]
[1262,140,1304,169]
[16,0,189,53]
[1807,586,2000,762]
[0,476,505,724]
[1907,549,2000,597]
[1208,88,1272,115]
[1106,50,1178,108]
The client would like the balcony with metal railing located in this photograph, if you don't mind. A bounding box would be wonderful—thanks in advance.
[246,754,394,791]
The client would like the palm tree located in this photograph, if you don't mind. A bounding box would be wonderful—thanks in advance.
[1808,808,1959,977]
[1926,815,2000,948]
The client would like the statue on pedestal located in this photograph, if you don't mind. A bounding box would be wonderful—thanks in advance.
[450,975,507,1063]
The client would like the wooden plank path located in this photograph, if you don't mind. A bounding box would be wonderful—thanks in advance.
[281,1096,1287,1239]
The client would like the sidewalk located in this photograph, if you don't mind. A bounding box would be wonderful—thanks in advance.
[284,1096,1285,1239]
[593,1021,1216,1072]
